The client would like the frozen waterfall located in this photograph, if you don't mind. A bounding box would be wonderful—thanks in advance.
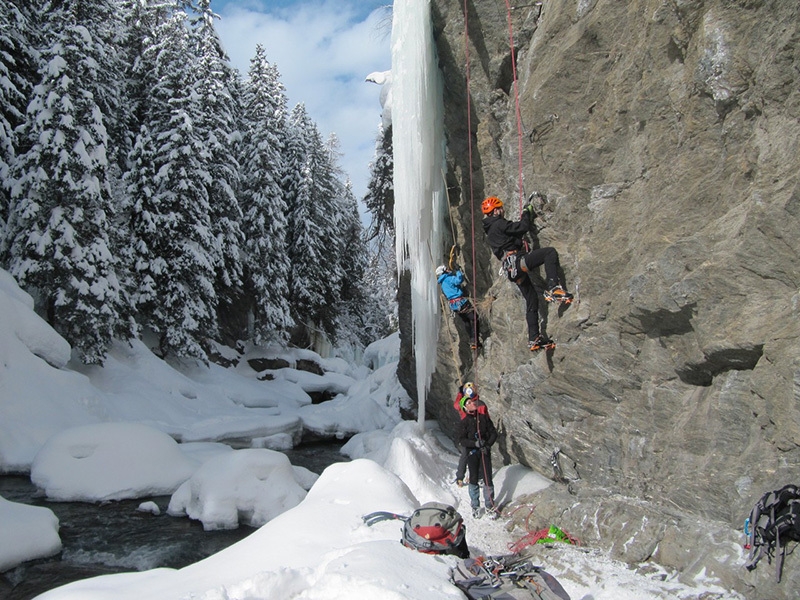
[391,0,446,425]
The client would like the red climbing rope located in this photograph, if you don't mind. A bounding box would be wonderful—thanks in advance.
[462,0,527,357]
[503,0,526,212]
[463,0,479,359]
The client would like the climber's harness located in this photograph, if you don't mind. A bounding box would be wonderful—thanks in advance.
[448,297,469,312]
[501,250,524,283]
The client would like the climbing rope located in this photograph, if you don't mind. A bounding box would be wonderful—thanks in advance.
[455,0,535,516]
[503,0,526,213]
[462,0,480,364]
[439,293,465,389]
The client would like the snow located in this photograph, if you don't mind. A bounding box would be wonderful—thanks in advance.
[167,448,313,531]
[31,422,196,502]
[0,496,61,572]
[365,69,392,129]
[0,266,745,598]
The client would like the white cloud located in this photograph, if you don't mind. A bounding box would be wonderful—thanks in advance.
[214,1,393,201]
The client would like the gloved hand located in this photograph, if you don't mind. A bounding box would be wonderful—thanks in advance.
[522,203,537,219]
[475,439,485,448]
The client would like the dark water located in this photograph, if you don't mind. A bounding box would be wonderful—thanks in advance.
[0,443,348,600]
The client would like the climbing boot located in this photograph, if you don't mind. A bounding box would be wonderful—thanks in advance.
[544,285,573,304]
[529,335,555,352]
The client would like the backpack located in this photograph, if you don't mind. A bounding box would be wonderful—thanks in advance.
[452,554,571,600]
[363,502,469,558]
[744,483,800,582]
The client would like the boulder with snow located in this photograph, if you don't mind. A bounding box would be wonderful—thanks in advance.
[0,495,62,571]
[31,422,196,502]
[167,448,311,530]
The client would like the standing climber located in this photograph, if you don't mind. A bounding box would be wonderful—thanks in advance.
[436,265,481,349]
[481,195,573,352]
[456,394,498,518]
[453,381,488,488]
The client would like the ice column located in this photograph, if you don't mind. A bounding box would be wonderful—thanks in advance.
[391,0,446,426]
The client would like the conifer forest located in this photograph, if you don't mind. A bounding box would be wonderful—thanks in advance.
[0,0,396,364]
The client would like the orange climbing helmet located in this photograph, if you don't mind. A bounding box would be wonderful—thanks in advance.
[481,196,504,214]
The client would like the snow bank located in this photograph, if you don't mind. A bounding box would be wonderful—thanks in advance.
[0,495,61,571]
[167,449,312,530]
[31,422,196,502]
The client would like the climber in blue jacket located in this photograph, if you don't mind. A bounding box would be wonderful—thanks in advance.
[436,265,481,350]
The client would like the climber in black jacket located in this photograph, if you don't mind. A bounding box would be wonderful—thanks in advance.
[456,396,498,518]
[481,195,573,352]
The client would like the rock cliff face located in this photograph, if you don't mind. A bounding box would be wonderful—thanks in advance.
[411,0,799,595]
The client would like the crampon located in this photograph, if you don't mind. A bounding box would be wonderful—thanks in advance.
[528,336,556,352]
[544,286,573,305]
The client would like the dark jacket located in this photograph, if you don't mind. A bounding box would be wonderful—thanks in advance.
[482,212,533,259]
[456,410,498,449]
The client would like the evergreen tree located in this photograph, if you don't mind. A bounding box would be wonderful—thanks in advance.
[239,45,293,344]
[362,125,399,338]
[0,0,37,235]
[125,3,218,360]
[70,0,128,169]
[333,180,388,347]
[120,0,175,136]
[363,125,394,245]
[362,239,398,338]
[284,107,345,343]
[190,0,244,338]
[5,1,130,363]
[314,134,348,340]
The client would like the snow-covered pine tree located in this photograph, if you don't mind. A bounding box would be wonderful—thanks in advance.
[72,0,128,170]
[5,1,130,364]
[363,125,394,246]
[125,2,218,361]
[314,134,349,342]
[239,45,293,344]
[0,0,37,236]
[332,179,388,347]
[284,108,345,345]
[282,103,312,344]
[362,240,399,336]
[362,124,399,336]
[189,0,244,342]
[119,0,175,132]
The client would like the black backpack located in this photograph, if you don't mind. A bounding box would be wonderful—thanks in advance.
[363,501,470,559]
[745,483,800,582]
[452,554,571,600]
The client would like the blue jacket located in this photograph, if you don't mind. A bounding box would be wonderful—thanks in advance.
[438,270,468,311]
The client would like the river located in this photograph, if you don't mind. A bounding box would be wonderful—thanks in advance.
[0,443,348,600]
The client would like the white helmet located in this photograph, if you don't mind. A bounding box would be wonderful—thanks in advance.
[435,265,448,277]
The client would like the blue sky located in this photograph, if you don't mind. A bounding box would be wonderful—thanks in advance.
[210,1,393,202]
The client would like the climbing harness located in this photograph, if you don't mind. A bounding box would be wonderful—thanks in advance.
[501,251,522,283]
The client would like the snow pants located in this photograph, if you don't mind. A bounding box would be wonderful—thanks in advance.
[454,301,480,346]
[466,448,494,509]
[515,247,560,341]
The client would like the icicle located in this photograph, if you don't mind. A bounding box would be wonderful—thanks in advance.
[391,0,446,427]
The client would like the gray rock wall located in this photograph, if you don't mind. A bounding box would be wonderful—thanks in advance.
[421,0,800,595]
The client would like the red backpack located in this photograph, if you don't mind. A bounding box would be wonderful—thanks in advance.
[363,502,469,558]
